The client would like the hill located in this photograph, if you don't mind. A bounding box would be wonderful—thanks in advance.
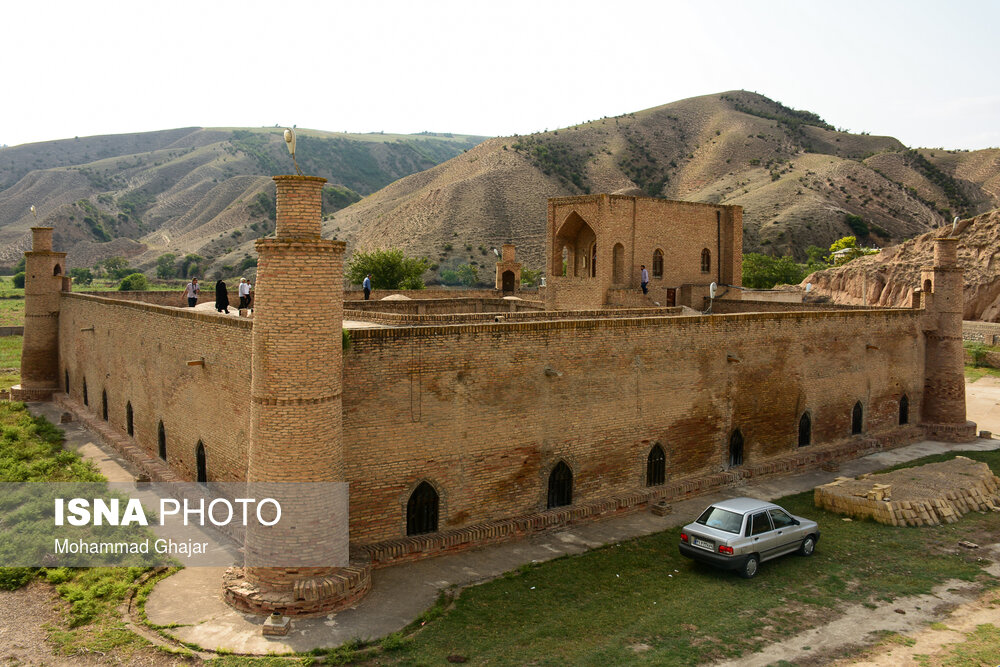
[0,128,485,271]
[803,208,1000,322]
[329,91,1000,281]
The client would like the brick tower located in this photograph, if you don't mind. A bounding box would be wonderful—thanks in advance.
[920,236,976,441]
[12,227,67,401]
[223,175,371,615]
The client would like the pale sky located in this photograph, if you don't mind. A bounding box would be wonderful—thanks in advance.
[2,0,998,150]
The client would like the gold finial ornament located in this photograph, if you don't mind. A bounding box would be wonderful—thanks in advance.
[283,128,303,176]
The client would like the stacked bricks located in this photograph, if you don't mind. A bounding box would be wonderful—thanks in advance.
[223,175,371,616]
[920,237,977,441]
[13,228,66,400]
[814,456,1000,526]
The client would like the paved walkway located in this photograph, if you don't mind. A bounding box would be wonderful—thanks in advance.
[25,379,1000,656]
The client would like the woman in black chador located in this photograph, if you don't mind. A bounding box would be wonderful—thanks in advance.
[215,280,230,314]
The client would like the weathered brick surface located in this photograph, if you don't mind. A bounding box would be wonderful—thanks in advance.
[57,293,252,482]
[342,308,926,545]
[14,228,66,400]
[546,194,741,309]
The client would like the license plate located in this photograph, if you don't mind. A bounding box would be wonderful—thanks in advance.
[692,537,713,551]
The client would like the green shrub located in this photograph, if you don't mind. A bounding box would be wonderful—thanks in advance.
[118,273,150,291]
[965,341,988,368]
[0,567,35,590]
[68,267,93,285]
[12,272,25,288]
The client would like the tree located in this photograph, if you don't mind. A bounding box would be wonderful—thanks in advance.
[118,273,150,291]
[456,264,478,287]
[180,254,204,279]
[346,249,428,290]
[68,267,94,285]
[826,236,879,266]
[520,268,541,287]
[742,253,806,289]
[155,253,178,279]
[13,257,25,274]
[12,272,25,288]
[101,256,132,280]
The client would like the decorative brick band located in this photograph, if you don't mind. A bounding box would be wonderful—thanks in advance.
[251,391,342,406]
[254,238,344,253]
[362,427,922,567]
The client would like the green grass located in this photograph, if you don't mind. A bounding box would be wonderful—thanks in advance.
[370,450,1000,666]
[938,623,1000,666]
[0,401,155,659]
[965,364,1000,382]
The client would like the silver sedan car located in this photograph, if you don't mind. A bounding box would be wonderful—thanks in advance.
[678,497,820,578]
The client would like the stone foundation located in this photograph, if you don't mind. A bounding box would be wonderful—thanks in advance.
[222,559,372,617]
[814,456,1000,527]
[922,420,978,443]
[9,384,57,401]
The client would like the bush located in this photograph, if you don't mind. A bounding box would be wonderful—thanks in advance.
[0,567,35,590]
[118,273,150,291]
[965,341,988,368]
[12,272,25,288]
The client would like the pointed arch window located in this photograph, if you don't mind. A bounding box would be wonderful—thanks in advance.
[652,249,664,279]
[126,402,134,437]
[701,248,711,273]
[899,394,909,425]
[158,421,166,460]
[547,461,573,508]
[729,429,744,467]
[798,412,811,447]
[852,401,864,435]
[646,444,666,486]
[83,378,88,406]
[102,390,108,421]
[64,370,69,394]
[196,441,207,484]
[406,481,439,536]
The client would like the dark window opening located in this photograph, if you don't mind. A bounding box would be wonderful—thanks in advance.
[102,390,108,421]
[547,461,573,508]
[899,394,909,425]
[647,444,666,486]
[652,249,664,279]
[923,279,932,293]
[701,248,711,273]
[158,421,166,460]
[852,401,864,435]
[590,243,597,277]
[64,370,69,393]
[798,412,811,447]
[83,379,88,406]
[729,429,744,467]
[53,264,61,276]
[406,481,439,536]
[196,441,207,484]
[126,402,134,437]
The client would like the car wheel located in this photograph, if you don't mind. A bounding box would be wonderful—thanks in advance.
[740,554,759,579]
[799,535,816,557]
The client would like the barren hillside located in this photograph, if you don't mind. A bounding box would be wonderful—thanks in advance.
[0,128,485,270]
[332,91,1000,279]
[804,209,1000,321]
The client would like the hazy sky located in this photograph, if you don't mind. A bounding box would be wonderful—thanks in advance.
[2,0,998,150]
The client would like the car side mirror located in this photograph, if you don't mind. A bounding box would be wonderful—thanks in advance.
[792,519,800,525]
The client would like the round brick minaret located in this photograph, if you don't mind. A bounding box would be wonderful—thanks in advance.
[12,227,67,401]
[223,175,370,615]
[920,236,976,441]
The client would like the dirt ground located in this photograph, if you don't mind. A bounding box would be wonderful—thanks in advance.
[0,582,192,666]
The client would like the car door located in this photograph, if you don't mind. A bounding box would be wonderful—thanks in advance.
[746,511,780,560]
[767,508,801,556]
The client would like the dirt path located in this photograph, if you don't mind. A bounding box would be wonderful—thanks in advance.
[0,581,74,666]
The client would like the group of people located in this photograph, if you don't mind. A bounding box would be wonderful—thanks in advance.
[182,277,253,314]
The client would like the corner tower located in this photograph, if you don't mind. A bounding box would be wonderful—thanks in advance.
[920,236,976,441]
[12,227,67,401]
[223,175,370,615]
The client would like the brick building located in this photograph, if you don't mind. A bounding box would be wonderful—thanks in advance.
[13,180,976,615]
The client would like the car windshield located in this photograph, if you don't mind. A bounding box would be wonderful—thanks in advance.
[695,506,744,534]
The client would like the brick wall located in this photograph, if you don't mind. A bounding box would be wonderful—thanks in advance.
[58,293,252,482]
[341,308,925,545]
[963,320,1000,345]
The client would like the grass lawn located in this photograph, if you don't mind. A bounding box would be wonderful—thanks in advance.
[966,364,1000,382]
[355,450,1000,666]
[0,401,156,660]
[0,336,20,391]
